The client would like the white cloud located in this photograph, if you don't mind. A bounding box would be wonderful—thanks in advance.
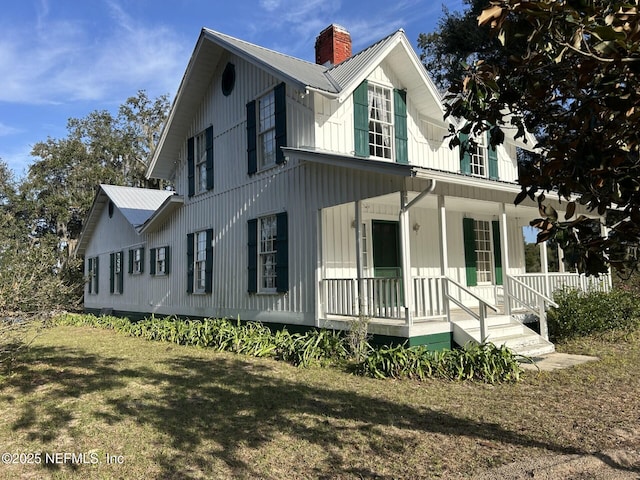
[0,123,20,137]
[0,0,189,105]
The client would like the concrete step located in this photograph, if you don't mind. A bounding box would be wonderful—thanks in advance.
[452,315,555,357]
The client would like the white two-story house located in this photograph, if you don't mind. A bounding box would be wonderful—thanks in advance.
[76,25,610,355]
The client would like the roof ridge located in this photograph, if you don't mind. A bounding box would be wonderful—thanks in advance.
[325,28,403,72]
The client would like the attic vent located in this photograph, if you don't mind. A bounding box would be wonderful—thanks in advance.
[222,62,235,96]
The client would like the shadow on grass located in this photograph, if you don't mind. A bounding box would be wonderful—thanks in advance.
[2,341,639,479]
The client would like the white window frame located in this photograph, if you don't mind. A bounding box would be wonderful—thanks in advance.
[114,251,122,294]
[470,134,488,177]
[259,215,277,293]
[194,231,207,293]
[195,130,207,193]
[133,247,143,274]
[89,257,98,294]
[368,83,394,160]
[474,219,494,284]
[258,90,276,170]
[156,246,167,276]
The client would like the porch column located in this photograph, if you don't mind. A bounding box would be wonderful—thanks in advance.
[437,195,450,321]
[540,241,550,298]
[499,203,511,315]
[354,200,364,316]
[399,190,413,325]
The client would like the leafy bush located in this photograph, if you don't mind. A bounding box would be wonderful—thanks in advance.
[357,342,523,383]
[547,288,640,341]
[54,313,524,383]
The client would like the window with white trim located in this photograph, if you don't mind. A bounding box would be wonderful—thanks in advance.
[113,251,123,294]
[195,231,207,293]
[88,257,98,294]
[156,246,167,275]
[474,220,493,283]
[259,215,277,292]
[368,83,393,159]
[133,247,143,274]
[258,90,276,169]
[470,134,487,177]
[195,130,207,193]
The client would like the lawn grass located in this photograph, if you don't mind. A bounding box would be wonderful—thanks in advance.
[0,325,639,479]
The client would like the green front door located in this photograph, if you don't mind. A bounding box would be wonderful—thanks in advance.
[372,221,403,310]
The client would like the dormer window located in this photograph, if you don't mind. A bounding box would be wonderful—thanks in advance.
[470,134,487,177]
[459,132,499,180]
[368,83,393,160]
[353,80,408,164]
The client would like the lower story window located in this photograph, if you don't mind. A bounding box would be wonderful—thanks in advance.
[110,251,123,294]
[474,220,493,283]
[195,231,207,292]
[248,212,288,294]
[156,247,167,275]
[187,230,212,294]
[88,256,99,294]
[259,215,277,291]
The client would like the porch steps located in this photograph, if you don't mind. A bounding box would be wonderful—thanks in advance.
[451,315,555,357]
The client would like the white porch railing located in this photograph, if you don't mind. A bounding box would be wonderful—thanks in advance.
[511,272,611,299]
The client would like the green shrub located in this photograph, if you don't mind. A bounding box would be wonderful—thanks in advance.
[547,288,640,341]
[357,342,522,384]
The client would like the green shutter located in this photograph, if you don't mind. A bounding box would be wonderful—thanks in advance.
[246,100,257,175]
[94,257,99,294]
[487,133,499,180]
[150,248,156,276]
[394,89,408,164]
[274,82,287,165]
[247,219,258,293]
[463,218,477,287]
[206,125,214,190]
[353,80,369,157]
[459,133,471,175]
[275,212,289,293]
[88,258,93,294]
[118,251,124,293]
[492,220,503,285]
[165,246,171,275]
[128,249,134,274]
[187,136,195,197]
[109,253,115,294]
[205,229,213,294]
[187,234,194,294]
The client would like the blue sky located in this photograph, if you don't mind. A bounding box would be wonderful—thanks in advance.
[0,0,464,177]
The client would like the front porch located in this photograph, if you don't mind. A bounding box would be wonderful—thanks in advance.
[316,187,611,351]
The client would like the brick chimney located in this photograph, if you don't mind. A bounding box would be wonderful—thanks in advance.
[315,24,352,66]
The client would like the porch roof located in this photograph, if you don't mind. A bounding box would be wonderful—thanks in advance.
[284,147,523,194]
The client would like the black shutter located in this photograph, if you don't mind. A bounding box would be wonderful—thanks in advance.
[165,246,171,275]
[139,248,144,274]
[246,100,257,175]
[394,89,408,164]
[353,81,369,157]
[109,253,115,294]
[247,219,258,293]
[94,256,99,294]
[459,133,471,175]
[150,248,156,276]
[187,136,195,197]
[205,229,213,294]
[274,82,287,165]
[88,258,93,294]
[187,234,194,294]
[118,251,124,293]
[463,218,477,287]
[206,125,214,190]
[275,212,289,293]
[492,220,503,285]
[128,249,134,274]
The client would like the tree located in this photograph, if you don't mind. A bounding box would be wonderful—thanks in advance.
[441,0,640,277]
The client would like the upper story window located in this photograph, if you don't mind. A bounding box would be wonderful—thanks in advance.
[368,83,393,160]
[258,90,276,169]
[460,132,499,179]
[187,126,213,197]
[195,131,207,193]
[354,80,408,164]
[246,83,287,175]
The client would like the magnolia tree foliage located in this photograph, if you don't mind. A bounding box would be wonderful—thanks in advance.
[441,0,640,276]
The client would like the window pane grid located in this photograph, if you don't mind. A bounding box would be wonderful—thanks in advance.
[474,220,493,283]
[368,84,393,159]
[157,247,166,275]
[195,232,207,291]
[195,132,207,192]
[258,91,276,169]
[470,136,487,177]
[259,216,277,290]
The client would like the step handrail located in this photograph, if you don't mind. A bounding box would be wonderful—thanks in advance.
[443,276,498,342]
[505,274,559,341]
